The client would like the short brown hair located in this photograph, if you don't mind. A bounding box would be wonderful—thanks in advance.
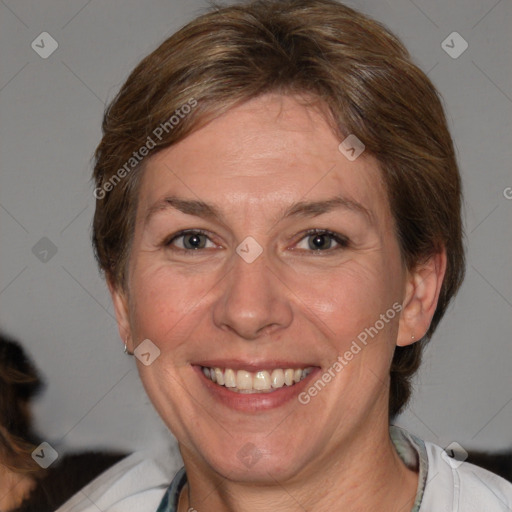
[92,0,465,417]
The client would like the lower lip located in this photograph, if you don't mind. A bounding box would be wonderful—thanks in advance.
[194,365,320,412]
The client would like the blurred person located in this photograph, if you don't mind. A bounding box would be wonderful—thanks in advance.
[0,333,43,510]
[58,0,512,510]
[0,333,127,512]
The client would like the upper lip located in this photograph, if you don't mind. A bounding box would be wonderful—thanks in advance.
[193,360,320,371]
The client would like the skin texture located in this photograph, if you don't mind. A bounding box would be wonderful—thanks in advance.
[110,94,446,511]
[0,465,35,511]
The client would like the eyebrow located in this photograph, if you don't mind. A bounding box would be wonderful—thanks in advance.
[144,195,373,226]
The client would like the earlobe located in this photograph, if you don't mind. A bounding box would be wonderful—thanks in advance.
[107,279,132,351]
[396,249,447,347]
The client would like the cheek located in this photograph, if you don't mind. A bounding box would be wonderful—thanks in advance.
[128,261,203,341]
[294,260,399,342]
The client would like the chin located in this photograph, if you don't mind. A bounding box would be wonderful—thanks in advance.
[197,434,313,484]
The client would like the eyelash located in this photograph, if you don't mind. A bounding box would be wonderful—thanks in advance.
[294,229,349,252]
[163,228,349,255]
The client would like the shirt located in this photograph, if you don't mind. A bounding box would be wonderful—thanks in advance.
[57,426,512,512]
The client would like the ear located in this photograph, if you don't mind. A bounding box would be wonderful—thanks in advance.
[396,248,447,347]
[107,279,132,352]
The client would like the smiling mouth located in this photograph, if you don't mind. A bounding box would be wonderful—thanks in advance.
[201,366,315,394]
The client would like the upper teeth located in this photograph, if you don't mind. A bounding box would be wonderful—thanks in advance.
[202,367,314,393]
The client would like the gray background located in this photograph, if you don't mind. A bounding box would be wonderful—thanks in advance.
[0,0,511,459]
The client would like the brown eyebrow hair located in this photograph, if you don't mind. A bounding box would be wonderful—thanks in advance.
[144,195,373,226]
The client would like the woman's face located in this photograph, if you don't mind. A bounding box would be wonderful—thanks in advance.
[111,94,417,482]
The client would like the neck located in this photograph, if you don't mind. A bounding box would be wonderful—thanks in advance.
[178,415,418,512]
[0,465,36,511]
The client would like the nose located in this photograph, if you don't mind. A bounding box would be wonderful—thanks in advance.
[212,250,293,340]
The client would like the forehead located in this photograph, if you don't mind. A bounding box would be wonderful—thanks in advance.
[138,94,390,224]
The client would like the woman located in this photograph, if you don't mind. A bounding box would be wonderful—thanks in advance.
[0,333,127,512]
[0,334,42,511]
[61,0,512,510]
